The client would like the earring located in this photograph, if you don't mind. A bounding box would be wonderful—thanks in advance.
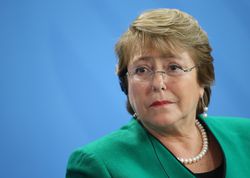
[201,97,208,118]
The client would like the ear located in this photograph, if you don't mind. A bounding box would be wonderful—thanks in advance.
[199,87,205,98]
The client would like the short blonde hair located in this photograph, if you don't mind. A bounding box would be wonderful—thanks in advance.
[115,9,215,116]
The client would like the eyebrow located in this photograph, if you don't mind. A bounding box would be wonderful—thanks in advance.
[133,54,180,63]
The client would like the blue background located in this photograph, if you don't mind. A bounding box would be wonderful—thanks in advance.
[1,0,249,177]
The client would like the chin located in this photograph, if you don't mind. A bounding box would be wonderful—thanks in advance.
[143,114,179,128]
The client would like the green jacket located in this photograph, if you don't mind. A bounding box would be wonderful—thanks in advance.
[66,116,250,178]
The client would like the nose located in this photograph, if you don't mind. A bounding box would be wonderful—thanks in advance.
[154,71,166,79]
[151,71,167,91]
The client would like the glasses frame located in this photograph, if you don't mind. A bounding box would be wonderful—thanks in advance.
[126,65,197,81]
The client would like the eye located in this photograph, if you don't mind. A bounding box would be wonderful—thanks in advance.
[168,64,183,72]
[132,66,152,76]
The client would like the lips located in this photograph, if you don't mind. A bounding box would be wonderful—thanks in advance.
[149,100,174,107]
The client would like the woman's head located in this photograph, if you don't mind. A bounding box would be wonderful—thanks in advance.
[115,8,215,118]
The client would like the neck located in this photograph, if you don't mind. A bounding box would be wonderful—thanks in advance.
[141,118,204,163]
[141,117,198,139]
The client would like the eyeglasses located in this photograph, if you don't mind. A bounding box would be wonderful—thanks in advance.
[127,64,196,82]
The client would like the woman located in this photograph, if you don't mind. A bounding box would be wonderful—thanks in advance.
[66,9,250,178]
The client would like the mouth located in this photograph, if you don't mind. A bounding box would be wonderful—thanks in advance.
[149,100,174,107]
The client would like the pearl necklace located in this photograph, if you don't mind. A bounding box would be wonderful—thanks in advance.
[177,119,209,164]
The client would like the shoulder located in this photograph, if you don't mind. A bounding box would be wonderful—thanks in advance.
[82,118,146,154]
[70,118,145,155]
[204,115,250,125]
[66,119,148,177]
[202,116,250,133]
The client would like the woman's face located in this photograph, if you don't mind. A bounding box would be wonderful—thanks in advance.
[127,48,204,131]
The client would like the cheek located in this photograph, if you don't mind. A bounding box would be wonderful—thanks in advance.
[172,75,201,100]
[178,81,202,105]
[128,81,148,110]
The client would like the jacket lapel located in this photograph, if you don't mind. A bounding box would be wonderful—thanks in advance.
[147,133,196,178]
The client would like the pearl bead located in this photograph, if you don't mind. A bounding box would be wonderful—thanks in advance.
[202,113,208,118]
[177,119,209,165]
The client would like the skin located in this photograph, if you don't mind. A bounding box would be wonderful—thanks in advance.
[127,49,204,135]
[127,48,222,173]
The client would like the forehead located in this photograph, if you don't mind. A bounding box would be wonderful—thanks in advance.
[125,34,196,68]
[130,48,194,65]
[132,49,177,61]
